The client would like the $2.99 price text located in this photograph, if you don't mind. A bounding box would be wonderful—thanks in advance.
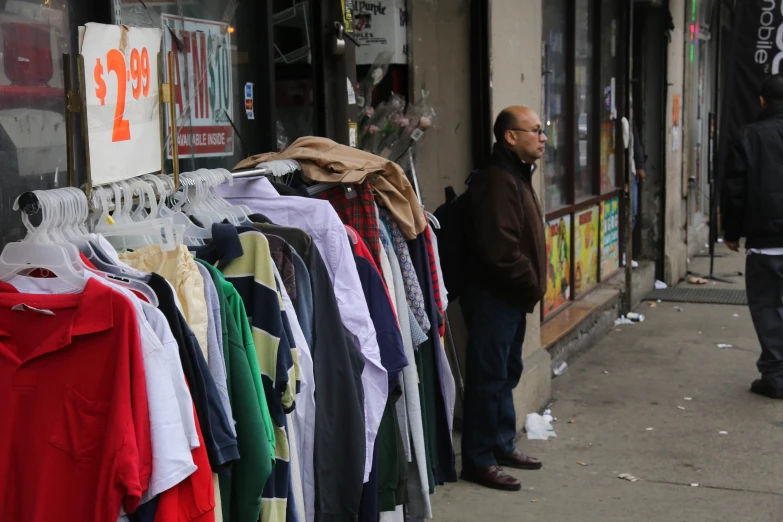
[93,47,152,143]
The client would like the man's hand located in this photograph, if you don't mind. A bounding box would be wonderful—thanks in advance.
[725,240,740,252]
[637,168,647,183]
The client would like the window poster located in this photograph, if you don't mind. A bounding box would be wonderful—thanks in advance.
[162,15,234,158]
[574,206,599,295]
[600,197,620,278]
[544,215,571,316]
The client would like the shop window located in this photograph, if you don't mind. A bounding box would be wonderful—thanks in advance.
[117,0,254,173]
[574,0,594,201]
[0,0,73,247]
[542,0,568,212]
[541,0,624,321]
[273,0,316,147]
[599,5,619,194]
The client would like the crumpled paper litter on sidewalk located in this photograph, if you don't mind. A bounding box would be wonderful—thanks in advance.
[525,413,558,440]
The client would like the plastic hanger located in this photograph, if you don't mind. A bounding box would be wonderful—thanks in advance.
[96,181,184,252]
[424,210,441,230]
[0,190,87,289]
[56,187,160,305]
[33,189,85,270]
[344,225,359,245]
[207,168,253,225]
[143,173,211,246]
[6,187,159,305]
[187,169,236,226]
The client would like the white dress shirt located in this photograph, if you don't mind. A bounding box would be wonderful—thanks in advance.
[216,176,388,480]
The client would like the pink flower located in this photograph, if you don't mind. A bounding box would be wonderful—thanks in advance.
[368,125,379,135]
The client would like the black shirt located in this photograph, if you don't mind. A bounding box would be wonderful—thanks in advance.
[147,273,239,472]
[249,216,367,522]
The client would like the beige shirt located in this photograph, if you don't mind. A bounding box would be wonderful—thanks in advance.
[119,244,210,360]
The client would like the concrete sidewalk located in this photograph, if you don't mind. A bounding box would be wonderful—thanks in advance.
[432,248,783,521]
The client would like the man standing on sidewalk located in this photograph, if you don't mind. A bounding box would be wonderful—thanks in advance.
[459,106,547,491]
[722,74,783,400]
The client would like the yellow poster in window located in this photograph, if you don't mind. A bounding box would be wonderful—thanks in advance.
[544,215,571,316]
[574,206,599,295]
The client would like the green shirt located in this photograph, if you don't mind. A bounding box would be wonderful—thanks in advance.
[223,280,277,450]
[197,259,275,522]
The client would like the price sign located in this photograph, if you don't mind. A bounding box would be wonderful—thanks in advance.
[80,23,163,185]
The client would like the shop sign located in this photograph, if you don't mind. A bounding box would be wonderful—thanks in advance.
[574,207,599,295]
[354,0,407,65]
[80,23,163,185]
[600,197,620,278]
[162,15,234,158]
[544,215,571,316]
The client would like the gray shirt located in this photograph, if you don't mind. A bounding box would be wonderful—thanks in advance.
[291,249,314,350]
[196,262,236,436]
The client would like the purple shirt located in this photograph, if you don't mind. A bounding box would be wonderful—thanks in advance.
[216,177,388,481]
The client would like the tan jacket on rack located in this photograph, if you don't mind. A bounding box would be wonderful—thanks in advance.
[234,137,427,240]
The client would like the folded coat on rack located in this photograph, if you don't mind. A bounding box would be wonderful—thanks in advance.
[233,137,426,240]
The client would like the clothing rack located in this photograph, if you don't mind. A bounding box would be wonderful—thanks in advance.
[231,161,351,197]
[16,173,175,220]
[231,165,275,179]
[17,192,42,216]
[18,163,285,216]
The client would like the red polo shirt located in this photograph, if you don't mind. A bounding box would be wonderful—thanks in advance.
[0,279,152,522]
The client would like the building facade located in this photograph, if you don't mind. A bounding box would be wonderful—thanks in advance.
[0,0,728,421]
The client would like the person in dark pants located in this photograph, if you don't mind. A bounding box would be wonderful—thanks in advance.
[624,124,645,268]
[722,74,783,400]
[460,106,548,491]
[632,125,647,232]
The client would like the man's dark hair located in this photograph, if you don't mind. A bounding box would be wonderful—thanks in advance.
[493,109,519,144]
[761,74,783,104]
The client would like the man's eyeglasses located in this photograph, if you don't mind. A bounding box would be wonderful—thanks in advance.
[511,127,546,136]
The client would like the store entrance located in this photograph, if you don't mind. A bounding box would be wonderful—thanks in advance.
[632,3,668,279]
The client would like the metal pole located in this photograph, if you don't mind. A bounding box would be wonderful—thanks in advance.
[62,53,76,188]
[168,52,180,188]
[624,0,635,314]
[444,311,465,401]
[77,54,92,202]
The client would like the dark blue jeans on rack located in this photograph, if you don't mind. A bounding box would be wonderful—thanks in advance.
[460,286,527,470]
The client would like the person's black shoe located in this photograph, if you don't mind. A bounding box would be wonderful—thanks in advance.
[495,449,543,470]
[460,466,522,491]
[750,379,783,399]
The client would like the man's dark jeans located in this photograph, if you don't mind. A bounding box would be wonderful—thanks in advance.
[460,286,527,470]
[746,253,783,389]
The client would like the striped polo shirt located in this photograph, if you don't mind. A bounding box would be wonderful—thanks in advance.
[203,225,299,522]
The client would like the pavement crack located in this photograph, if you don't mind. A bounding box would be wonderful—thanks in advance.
[643,478,783,497]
